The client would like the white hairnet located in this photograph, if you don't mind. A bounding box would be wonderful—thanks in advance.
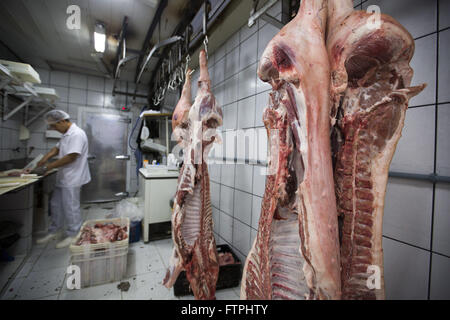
[44,110,70,125]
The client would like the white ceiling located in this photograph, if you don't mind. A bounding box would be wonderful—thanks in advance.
[0,0,188,84]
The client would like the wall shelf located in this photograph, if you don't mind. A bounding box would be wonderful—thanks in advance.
[0,62,58,127]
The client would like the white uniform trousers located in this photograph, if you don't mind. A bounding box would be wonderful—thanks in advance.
[49,186,83,237]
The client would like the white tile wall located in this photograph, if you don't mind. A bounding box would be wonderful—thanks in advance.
[430,253,450,299]
[1,95,27,161]
[234,164,253,193]
[383,237,430,300]
[223,74,238,105]
[69,73,88,90]
[50,71,69,87]
[209,163,221,182]
[250,229,257,249]
[255,92,268,127]
[214,57,225,87]
[383,178,433,249]
[237,132,254,166]
[362,0,437,39]
[215,43,226,63]
[440,0,450,29]
[222,103,237,130]
[219,185,234,215]
[87,90,104,107]
[237,96,256,129]
[226,31,240,54]
[233,190,252,225]
[219,212,233,244]
[390,106,435,174]
[252,165,266,197]
[251,195,262,230]
[238,63,257,100]
[53,86,69,103]
[68,87,87,105]
[210,181,221,209]
[438,29,450,103]
[225,47,240,80]
[433,184,450,256]
[240,18,258,43]
[220,163,235,187]
[409,34,437,107]
[87,76,105,92]
[437,105,450,175]
[212,207,220,234]
[36,68,50,84]
[239,32,258,72]
[232,219,251,255]
[257,22,280,60]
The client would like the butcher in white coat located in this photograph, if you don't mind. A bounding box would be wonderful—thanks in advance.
[32,110,91,248]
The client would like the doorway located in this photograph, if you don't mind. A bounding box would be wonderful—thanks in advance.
[78,109,131,203]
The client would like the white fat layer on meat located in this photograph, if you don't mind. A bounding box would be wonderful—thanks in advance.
[366,101,408,300]
[293,86,308,173]
[269,207,309,300]
[181,183,202,246]
[268,127,281,176]
[164,247,184,288]
[240,237,259,299]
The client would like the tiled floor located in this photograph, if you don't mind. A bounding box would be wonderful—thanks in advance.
[0,203,240,300]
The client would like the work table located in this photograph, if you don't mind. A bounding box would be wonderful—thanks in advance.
[0,169,57,258]
[0,169,57,196]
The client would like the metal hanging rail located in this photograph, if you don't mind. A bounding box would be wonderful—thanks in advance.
[248,0,296,29]
[389,171,450,184]
[146,0,232,109]
[135,36,183,85]
[248,0,280,28]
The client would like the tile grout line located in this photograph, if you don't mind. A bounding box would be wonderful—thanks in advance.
[427,0,440,301]
[381,231,450,259]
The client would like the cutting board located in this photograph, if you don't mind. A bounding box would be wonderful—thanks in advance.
[0,176,39,196]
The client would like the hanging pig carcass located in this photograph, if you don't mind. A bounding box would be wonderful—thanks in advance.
[163,50,223,300]
[241,0,341,300]
[326,0,426,300]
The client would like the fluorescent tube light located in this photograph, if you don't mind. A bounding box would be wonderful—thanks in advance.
[94,22,106,53]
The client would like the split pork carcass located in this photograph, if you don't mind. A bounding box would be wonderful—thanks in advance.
[326,0,426,299]
[241,0,341,300]
[163,50,223,300]
[163,67,193,291]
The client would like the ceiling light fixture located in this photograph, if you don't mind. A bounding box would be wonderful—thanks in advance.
[94,22,106,53]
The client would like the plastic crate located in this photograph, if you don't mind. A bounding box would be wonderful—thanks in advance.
[174,244,242,297]
[69,217,129,288]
